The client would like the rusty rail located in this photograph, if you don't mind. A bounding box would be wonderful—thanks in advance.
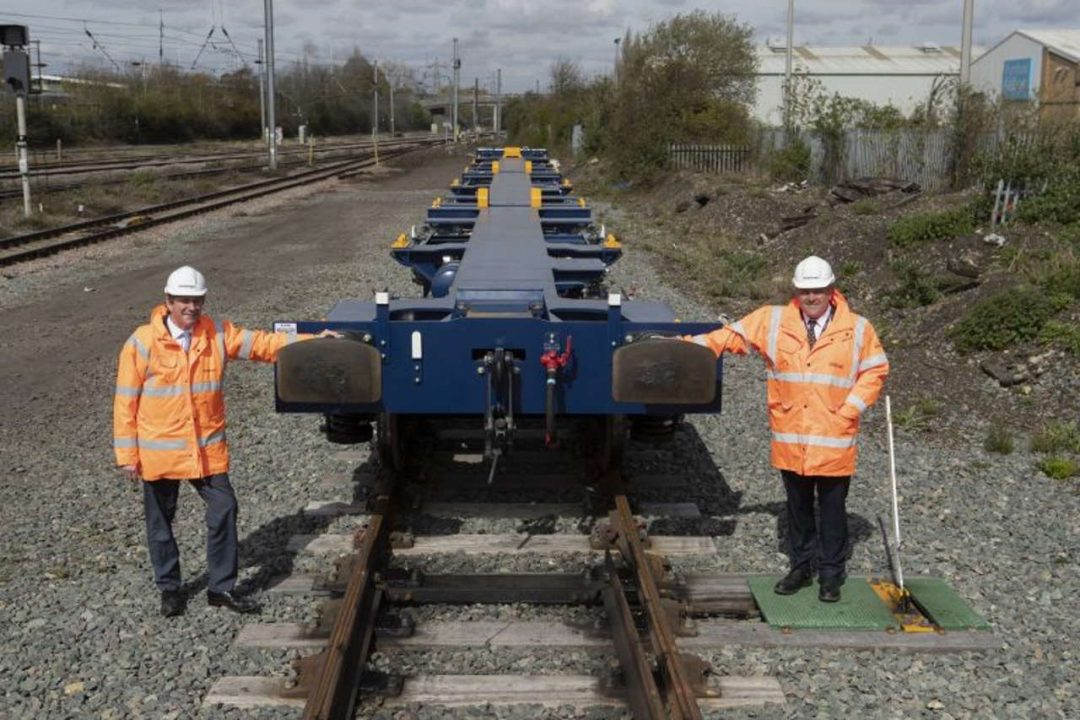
[301,494,395,720]
[607,477,705,720]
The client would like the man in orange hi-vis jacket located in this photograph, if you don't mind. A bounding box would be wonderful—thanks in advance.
[687,256,888,602]
[113,266,338,617]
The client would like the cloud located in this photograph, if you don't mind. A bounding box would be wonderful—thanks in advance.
[17,0,1080,91]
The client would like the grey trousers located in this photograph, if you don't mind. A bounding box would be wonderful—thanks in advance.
[143,473,239,593]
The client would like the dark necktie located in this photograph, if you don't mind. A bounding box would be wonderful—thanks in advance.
[806,318,817,348]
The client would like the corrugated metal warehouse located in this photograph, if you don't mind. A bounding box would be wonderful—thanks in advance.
[754,44,970,126]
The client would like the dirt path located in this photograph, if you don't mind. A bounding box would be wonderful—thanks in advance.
[0,149,462,430]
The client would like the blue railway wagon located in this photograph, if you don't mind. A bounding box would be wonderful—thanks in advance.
[274,147,723,470]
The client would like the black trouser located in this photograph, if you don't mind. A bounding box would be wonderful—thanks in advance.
[781,471,850,580]
[143,473,239,593]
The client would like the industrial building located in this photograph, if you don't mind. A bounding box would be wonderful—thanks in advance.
[754,44,971,126]
[969,29,1080,117]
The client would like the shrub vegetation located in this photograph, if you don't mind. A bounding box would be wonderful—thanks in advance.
[888,208,974,247]
[1037,456,1079,480]
[949,288,1071,352]
[0,53,430,146]
[983,423,1015,454]
[1030,421,1080,455]
[504,11,758,179]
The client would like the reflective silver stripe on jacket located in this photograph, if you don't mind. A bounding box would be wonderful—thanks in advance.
[140,381,222,397]
[848,316,866,384]
[845,394,868,413]
[142,384,185,397]
[214,321,227,365]
[113,438,138,449]
[691,335,710,347]
[114,384,142,397]
[238,329,255,360]
[766,307,782,366]
[198,430,226,447]
[772,432,857,449]
[767,371,854,388]
[138,438,187,451]
[128,335,150,360]
[859,352,888,372]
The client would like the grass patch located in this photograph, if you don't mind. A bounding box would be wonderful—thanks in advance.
[1039,320,1080,355]
[1030,421,1080,454]
[949,287,1071,352]
[851,199,877,215]
[888,207,974,247]
[892,397,939,432]
[840,260,861,278]
[1015,168,1080,226]
[1037,455,1079,480]
[765,138,810,183]
[129,170,159,188]
[638,231,771,301]
[1056,223,1080,245]
[10,213,53,231]
[886,261,941,308]
[704,246,771,299]
[1033,253,1080,300]
[983,422,1015,454]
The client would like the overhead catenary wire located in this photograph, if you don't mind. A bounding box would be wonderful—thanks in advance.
[191,27,217,70]
[83,25,121,72]
[10,11,309,73]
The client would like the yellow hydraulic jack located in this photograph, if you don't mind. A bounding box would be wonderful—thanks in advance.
[869,579,937,633]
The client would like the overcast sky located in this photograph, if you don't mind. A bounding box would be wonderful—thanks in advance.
[5,1,1076,92]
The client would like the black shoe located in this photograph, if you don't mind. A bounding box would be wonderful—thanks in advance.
[819,577,843,603]
[161,591,185,617]
[773,566,814,595]
[207,590,261,614]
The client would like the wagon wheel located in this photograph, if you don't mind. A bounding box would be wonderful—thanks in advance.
[375,413,404,473]
[597,414,626,474]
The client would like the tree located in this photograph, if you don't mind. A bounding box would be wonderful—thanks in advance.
[607,10,757,176]
[504,11,758,177]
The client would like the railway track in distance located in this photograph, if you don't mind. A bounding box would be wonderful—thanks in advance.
[0,139,437,268]
[0,136,415,181]
[0,143,418,202]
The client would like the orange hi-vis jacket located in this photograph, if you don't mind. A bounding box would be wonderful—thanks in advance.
[113,304,304,481]
[689,291,888,477]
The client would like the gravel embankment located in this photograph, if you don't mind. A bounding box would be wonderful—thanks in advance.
[1,151,1076,720]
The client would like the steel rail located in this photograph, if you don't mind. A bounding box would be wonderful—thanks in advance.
[0,144,409,200]
[0,142,434,267]
[0,138,425,250]
[600,551,668,719]
[0,137,414,180]
[0,143,292,167]
[302,494,394,720]
[610,486,704,720]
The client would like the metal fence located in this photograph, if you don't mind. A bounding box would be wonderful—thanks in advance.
[757,128,959,190]
[668,143,752,174]
[674,127,1075,191]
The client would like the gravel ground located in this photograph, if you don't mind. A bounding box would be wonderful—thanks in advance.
[1,148,1077,720]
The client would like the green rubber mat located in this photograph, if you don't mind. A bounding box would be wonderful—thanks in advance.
[748,576,898,630]
[906,577,991,631]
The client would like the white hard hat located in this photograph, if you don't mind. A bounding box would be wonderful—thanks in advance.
[792,256,835,289]
[164,266,208,296]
